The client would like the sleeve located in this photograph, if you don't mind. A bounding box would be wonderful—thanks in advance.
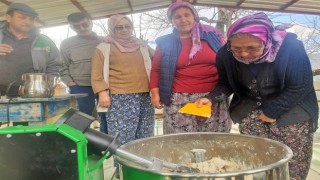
[205,47,234,102]
[261,40,314,119]
[91,48,109,94]
[149,46,162,89]
[59,42,73,84]
[148,45,155,59]
[46,38,61,76]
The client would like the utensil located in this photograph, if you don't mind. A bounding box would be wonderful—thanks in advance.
[115,148,200,173]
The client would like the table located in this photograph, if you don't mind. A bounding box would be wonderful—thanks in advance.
[0,94,86,125]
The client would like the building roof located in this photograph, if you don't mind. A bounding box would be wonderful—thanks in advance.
[1,0,320,28]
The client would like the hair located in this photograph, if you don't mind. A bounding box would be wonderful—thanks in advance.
[228,32,262,42]
[67,12,90,23]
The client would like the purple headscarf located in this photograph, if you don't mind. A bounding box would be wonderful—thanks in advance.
[227,12,287,64]
[167,2,222,59]
[104,14,146,52]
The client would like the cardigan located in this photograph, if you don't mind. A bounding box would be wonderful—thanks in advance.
[207,33,319,132]
[91,43,152,112]
[91,42,151,112]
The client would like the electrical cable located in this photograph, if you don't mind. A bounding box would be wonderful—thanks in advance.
[6,98,14,127]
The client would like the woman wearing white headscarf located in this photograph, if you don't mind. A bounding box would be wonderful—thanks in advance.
[91,14,155,155]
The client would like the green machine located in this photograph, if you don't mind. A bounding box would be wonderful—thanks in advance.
[0,108,201,180]
[0,108,117,180]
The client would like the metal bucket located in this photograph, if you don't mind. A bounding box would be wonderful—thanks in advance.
[115,133,293,180]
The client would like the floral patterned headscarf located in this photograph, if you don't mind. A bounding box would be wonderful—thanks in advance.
[227,12,287,64]
[167,1,222,59]
[104,14,146,52]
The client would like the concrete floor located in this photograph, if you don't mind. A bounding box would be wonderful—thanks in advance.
[101,119,320,180]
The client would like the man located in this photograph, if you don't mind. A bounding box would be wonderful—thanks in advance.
[0,3,60,96]
[59,12,106,132]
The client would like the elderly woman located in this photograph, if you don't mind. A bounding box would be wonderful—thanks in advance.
[196,12,318,180]
[91,14,154,177]
[150,1,232,134]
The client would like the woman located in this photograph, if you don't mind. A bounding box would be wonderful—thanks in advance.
[91,14,154,171]
[150,1,232,134]
[196,12,318,180]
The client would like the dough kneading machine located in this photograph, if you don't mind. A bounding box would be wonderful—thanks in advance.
[0,108,198,180]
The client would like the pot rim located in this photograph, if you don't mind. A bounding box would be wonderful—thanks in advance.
[115,132,293,177]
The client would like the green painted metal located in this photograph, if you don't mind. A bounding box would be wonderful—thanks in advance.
[121,165,164,180]
[0,124,105,180]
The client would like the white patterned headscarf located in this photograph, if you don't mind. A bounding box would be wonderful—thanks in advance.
[104,14,146,52]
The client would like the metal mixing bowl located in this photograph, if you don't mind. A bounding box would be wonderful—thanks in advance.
[115,133,293,180]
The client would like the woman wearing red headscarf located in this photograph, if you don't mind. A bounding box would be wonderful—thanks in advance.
[196,12,318,180]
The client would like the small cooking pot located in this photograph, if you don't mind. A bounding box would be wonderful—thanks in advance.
[18,73,55,98]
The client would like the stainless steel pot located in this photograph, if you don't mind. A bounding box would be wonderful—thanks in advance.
[19,73,54,98]
[115,133,293,180]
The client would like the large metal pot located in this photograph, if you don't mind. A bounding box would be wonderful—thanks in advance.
[115,133,293,180]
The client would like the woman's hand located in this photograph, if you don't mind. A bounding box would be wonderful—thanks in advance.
[98,90,111,108]
[195,98,212,107]
[150,88,163,109]
[258,112,276,123]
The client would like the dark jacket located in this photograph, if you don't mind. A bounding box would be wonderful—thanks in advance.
[156,29,222,105]
[0,22,61,76]
[207,33,319,132]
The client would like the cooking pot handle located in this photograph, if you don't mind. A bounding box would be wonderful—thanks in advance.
[6,80,23,98]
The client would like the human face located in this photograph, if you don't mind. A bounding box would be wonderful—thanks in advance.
[70,18,93,36]
[171,7,195,38]
[6,11,35,35]
[228,35,264,63]
[114,18,133,40]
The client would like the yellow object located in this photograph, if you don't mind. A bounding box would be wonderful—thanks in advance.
[178,103,211,118]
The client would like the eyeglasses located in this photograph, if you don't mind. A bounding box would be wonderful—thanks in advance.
[228,46,264,54]
[114,25,132,31]
[71,22,90,30]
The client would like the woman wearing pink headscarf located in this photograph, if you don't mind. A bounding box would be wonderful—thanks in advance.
[150,1,232,134]
[91,14,155,177]
[196,12,318,180]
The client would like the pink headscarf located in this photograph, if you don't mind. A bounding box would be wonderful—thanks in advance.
[227,12,287,64]
[104,14,146,52]
[167,2,222,59]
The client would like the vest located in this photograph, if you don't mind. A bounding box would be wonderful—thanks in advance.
[156,30,222,105]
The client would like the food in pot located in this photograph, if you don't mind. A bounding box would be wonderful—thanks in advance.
[187,157,244,173]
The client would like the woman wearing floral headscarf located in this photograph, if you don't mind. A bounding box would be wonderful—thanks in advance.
[91,14,154,176]
[196,12,318,180]
[150,1,232,134]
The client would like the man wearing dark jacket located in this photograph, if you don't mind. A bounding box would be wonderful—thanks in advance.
[0,3,60,96]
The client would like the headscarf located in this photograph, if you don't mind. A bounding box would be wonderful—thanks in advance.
[104,14,146,52]
[227,12,287,64]
[167,2,222,59]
